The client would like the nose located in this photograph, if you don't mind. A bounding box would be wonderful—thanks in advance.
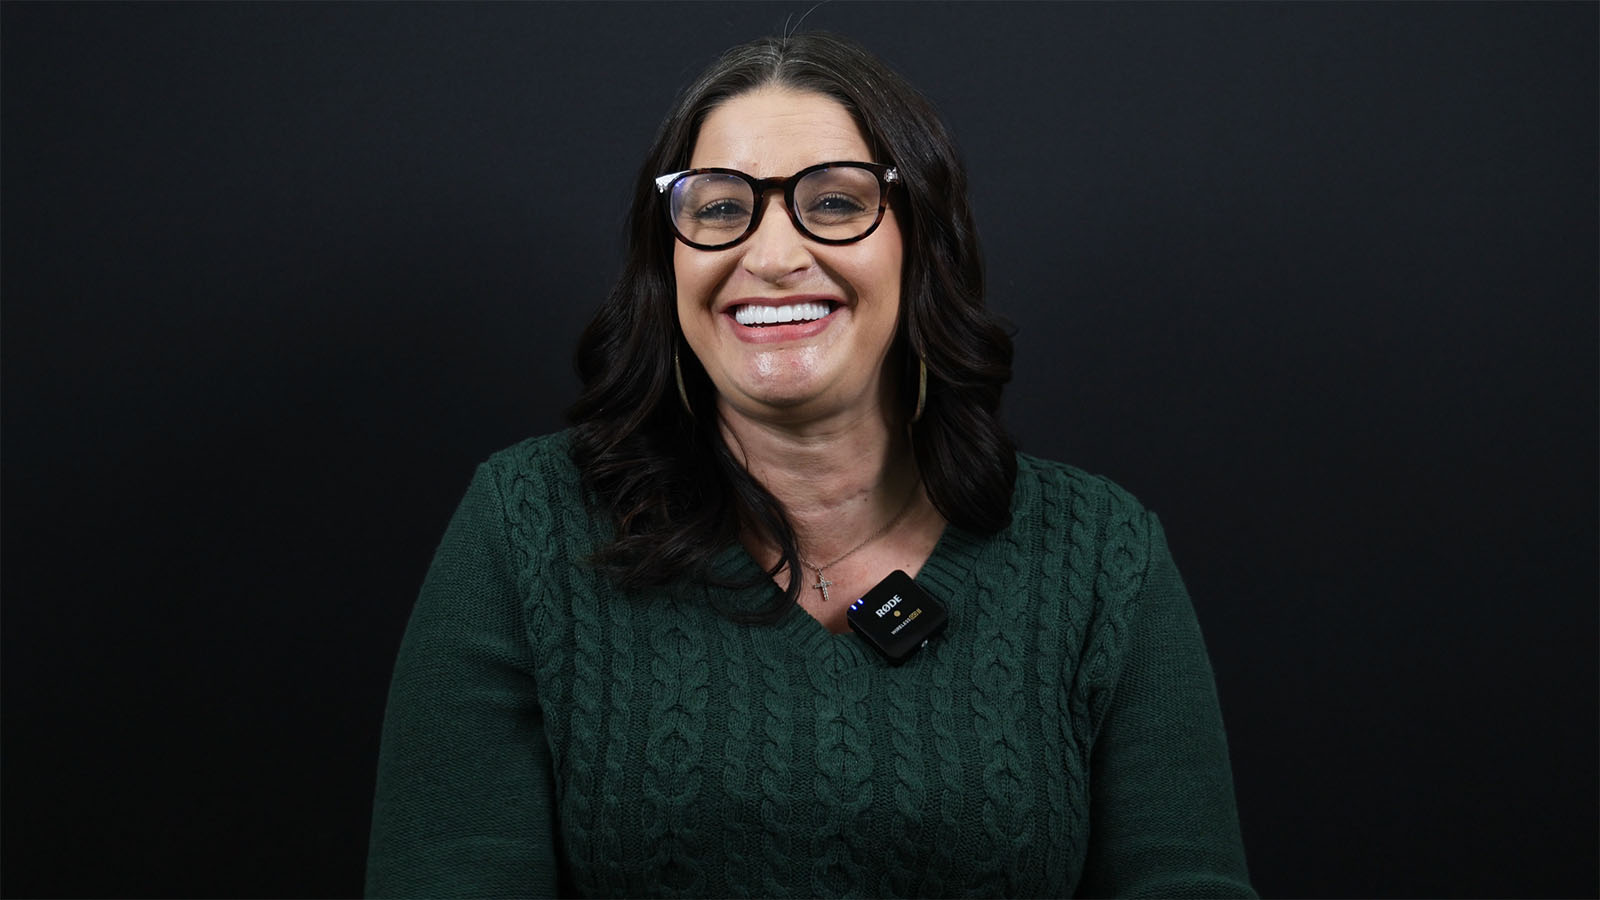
[739,192,812,284]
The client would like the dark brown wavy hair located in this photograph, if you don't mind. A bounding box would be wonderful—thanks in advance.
[566,31,1015,623]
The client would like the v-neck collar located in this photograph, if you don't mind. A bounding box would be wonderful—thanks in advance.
[705,522,990,667]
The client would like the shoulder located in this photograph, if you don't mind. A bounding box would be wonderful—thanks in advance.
[480,430,578,485]
[1006,452,1165,618]
[1011,452,1153,539]
[475,431,585,512]
[464,430,598,565]
[1007,452,1191,692]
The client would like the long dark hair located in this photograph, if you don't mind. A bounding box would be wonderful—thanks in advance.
[566,32,1015,623]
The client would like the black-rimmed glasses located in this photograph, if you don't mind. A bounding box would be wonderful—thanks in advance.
[654,161,899,251]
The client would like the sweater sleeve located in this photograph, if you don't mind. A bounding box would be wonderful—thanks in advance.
[366,461,560,899]
[1076,514,1255,899]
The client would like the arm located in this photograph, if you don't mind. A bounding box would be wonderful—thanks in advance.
[366,462,560,899]
[1077,515,1255,899]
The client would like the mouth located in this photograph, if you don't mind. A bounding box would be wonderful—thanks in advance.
[730,300,837,327]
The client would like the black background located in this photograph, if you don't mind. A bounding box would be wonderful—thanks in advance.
[3,3,1595,898]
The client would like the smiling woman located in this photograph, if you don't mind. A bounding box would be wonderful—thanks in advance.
[675,89,906,465]
[366,30,1254,899]
[672,87,914,631]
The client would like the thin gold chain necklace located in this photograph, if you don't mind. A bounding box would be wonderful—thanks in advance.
[798,482,920,604]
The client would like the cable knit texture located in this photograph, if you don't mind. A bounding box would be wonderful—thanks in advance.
[366,433,1254,899]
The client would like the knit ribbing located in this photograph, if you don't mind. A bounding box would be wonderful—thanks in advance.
[969,518,1035,897]
[598,565,638,896]
[366,434,1254,899]
[806,645,873,896]
[641,596,710,897]
[564,541,605,887]
[1032,464,1087,890]
[1079,474,1151,736]
[756,640,796,898]
[881,657,925,899]
[717,614,757,897]
[919,622,965,900]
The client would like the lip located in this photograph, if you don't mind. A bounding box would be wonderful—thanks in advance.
[720,294,841,344]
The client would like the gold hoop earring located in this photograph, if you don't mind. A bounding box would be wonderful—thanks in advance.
[674,349,693,416]
[910,356,927,424]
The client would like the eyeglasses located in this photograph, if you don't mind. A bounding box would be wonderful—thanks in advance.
[654,161,899,251]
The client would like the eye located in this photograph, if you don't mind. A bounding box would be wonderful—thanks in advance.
[691,197,752,223]
[805,191,870,223]
[672,173,756,233]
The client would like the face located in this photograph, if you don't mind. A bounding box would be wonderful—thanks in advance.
[674,86,904,426]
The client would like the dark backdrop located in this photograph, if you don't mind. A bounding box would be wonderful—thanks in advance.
[3,3,1595,897]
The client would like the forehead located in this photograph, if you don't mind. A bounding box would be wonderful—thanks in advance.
[689,87,872,175]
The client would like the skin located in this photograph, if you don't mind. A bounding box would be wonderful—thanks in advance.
[674,86,945,633]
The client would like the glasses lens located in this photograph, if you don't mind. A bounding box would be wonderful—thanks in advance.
[794,166,882,241]
[669,173,755,247]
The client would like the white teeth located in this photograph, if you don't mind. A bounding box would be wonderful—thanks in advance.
[733,302,831,326]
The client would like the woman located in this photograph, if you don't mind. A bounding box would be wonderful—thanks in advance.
[367,32,1253,899]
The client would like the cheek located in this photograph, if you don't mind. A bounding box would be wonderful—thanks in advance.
[885,249,904,302]
[867,219,906,306]
[671,246,691,304]
[865,242,905,322]
[673,246,724,311]
[673,248,707,331]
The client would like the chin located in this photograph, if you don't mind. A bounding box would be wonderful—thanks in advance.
[729,383,820,414]
[726,356,826,404]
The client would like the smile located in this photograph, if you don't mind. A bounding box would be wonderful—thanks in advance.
[732,301,834,327]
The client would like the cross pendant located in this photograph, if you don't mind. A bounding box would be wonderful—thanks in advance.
[811,569,833,603]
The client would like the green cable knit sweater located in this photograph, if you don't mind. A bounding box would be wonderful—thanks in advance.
[366,433,1253,899]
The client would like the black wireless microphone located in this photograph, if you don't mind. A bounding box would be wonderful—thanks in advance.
[846,570,948,665]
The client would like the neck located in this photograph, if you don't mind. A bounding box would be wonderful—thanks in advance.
[718,400,917,563]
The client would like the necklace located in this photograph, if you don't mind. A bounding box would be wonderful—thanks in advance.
[798,482,920,603]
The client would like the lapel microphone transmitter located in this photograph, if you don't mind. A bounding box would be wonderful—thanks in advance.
[846,570,948,665]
